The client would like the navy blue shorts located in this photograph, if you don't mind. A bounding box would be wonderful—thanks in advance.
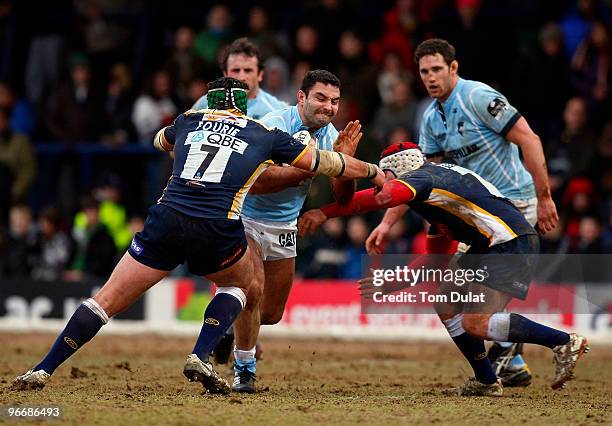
[128,204,247,276]
[460,234,540,300]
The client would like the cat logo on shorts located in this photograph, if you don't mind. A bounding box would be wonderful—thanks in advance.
[205,317,220,326]
[64,337,78,349]
[278,232,296,248]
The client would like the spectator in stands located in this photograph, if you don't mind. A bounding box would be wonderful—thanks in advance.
[377,51,413,107]
[292,24,321,68]
[303,217,346,279]
[1,204,38,278]
[0,107,37,222]
[334,30,379,119]
[31,206,75,281]
[341,217,369,279]
[540,216,571,254]
[164,26,205,109]
[262,57,294,104]
[563,177,599,246]
[68,195,117,281]
[132,69,178,144]
[102,63,136,147]
[45,54,106,143]
[519,23,571,138]
[571,21,610,98]
[194,4,234,78]
[246,6,287,60]
[573,215,610,253]
[0,82,35,137]
[370,78,417,147]
[546,97,597,178]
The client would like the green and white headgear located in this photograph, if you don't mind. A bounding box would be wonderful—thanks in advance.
[206,77,248,114]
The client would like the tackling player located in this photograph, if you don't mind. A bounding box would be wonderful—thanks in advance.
[12,77,385,394]
[366,39,559,387]
[299,142,589,397]
[230,69,359,393]
[192,37,287,366]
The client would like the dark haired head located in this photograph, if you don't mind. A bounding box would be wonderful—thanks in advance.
[207,77,249,114]
[220,37,263,72]
[300,70,341,96]
[414,39,456,66]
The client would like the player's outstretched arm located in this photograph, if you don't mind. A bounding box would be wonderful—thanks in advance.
[298,180,414,237]
[506,117,559,233]
[292,146,386,188]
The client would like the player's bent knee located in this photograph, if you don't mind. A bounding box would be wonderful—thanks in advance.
[260,309,283,325]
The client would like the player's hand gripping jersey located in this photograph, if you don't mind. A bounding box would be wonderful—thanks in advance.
[419,78,535,200]
[155,109,311,220]
[241,105,339,222]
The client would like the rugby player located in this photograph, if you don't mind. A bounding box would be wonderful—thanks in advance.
[230,69,359,393]
[192,37,286,366]
[299,142,589,397]
[192,37,287,120]
[366,39,559,386]
[12,77,385,394]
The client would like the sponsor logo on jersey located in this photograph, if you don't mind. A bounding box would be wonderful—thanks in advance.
[448,143,480,159]
[487,98,508,121]
[278,232,296,248]
[130,239,143,255]
[186,130,248,155]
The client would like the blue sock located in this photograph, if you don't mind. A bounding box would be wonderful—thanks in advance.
[192,293,243,361]
[234,358,256,374]
[508,314,570,349]
[35,304,106,374]
[452,333,498,384]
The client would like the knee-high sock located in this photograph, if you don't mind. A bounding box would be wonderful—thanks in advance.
[487,313,570,349]
[443,314,497,384]
[35,299,108,374]
[192,287,245,361]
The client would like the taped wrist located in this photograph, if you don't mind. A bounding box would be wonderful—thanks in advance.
[312,149,345,177]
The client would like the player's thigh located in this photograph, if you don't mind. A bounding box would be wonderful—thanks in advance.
[260,258,295,324]
[206,245,254,290]
[94,252,169,317]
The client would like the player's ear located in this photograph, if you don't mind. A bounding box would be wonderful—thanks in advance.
[297,90,306,104]
[450,60,459,75]
[257,69,264,83]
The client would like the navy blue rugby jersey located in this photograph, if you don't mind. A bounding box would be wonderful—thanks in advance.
[396,163,536,248]
[156,109,310,220]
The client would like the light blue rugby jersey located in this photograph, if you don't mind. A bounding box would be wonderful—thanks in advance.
[418,78,535,200]
[241,105,338,222]
[192,88,287,120]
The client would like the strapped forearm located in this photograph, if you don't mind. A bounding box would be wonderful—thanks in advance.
[310,148,378,179]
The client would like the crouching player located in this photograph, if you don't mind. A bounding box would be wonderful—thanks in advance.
[299,142,589,396]
[12,77,385,394]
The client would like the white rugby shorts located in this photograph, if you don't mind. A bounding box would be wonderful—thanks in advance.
[242,216,297,261]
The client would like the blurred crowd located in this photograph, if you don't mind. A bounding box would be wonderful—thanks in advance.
[0,0,611,281]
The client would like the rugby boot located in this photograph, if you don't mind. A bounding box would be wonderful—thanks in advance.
[183,354,231,394]
[11,369,51,390]
[212,329,234,364]
[231,361,256,393]
[551,333,589,390]
[442,377,503,397]
[489,343,532,387]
